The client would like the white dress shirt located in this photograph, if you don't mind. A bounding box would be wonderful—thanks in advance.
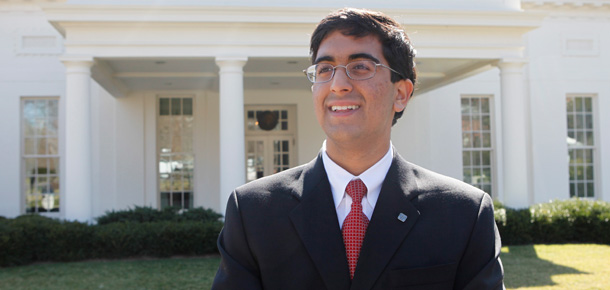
[321,140,394,229]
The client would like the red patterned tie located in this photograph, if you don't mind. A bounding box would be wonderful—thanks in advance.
[342,179,369,279]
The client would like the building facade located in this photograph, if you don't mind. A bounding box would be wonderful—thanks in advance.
[1,0,608,221]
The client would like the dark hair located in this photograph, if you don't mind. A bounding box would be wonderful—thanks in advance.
[310,8,417,125]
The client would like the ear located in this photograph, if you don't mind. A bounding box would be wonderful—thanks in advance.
[393,79,413,113]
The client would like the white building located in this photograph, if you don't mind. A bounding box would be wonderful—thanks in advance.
[1,0,608,222]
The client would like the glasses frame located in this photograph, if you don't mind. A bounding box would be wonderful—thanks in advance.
[303,60,406,83]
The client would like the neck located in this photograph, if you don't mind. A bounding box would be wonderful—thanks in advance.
[325,139,391,176]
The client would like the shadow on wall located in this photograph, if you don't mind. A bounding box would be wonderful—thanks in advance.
[501,245,586,288]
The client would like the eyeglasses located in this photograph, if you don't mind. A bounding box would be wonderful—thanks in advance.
[303,60,405,83]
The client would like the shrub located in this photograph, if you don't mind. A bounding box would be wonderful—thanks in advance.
[96,206,222,225]
[0,207,223,267]
[495,199,610,245]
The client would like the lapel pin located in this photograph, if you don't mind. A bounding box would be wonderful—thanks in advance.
[397,213,407,222]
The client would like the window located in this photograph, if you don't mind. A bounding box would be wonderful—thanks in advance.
[22,98,60,213]
[158,96,194,209]
[461,96,494,195]
[566,96,595,198]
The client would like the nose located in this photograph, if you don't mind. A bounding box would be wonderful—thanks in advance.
[329,66,352,94]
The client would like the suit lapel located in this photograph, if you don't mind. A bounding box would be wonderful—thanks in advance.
[351,153,421,290]
[289,154,351,290]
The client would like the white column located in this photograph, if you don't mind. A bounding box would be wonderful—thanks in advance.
[498,60,531,208]
[215,57,247,215]
[61,56,94,222]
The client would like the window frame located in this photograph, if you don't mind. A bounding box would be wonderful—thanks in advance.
[20,97,61,216]
[156,94,196,210]
[460,94,496,197]
[566,94,598,199]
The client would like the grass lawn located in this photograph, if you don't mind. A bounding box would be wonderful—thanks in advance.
[0,256,221,290]
[1,244,609,289]
[502,244,610,290]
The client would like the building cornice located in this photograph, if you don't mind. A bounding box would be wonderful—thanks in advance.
[42,5,545,37]
[522,0,610,11]
[0,0,65,3]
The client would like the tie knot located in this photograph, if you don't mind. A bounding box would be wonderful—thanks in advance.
[346,179,367,203]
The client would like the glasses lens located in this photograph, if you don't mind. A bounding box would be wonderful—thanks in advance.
[313,64,334,83]
[346,60,376,80]
[305,65,318,83]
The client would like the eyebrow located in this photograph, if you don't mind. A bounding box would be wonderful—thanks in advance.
[314,53,381,64]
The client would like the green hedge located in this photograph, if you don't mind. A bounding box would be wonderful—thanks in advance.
[96,206,222,225]
[495,199,610,245]
[2,200,608,266]
[0,207,223,267]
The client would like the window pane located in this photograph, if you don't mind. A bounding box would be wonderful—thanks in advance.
[577,182,585,197]
[584,98,592,112]
[482,116,490,130]
[461,98,470,114]
[172,193,182,208]
[586,132,594,146]
[482,133,491,148]
[48,100,58,118]
[160,174,170,191]
[185,192,193,209]
[567,115,574,130]
[161,192,170,208]
[24,138,36,155]
[462,133,471,148]
[481,98,490,113]
[463,168,472,183]
[482,168,491,183]
[462,116,471,131]
[462,151,471,166]
[37,138,47,155]
[183,174,193,191]
[35,100,46,118]
[586,165,594,181]
[47,118,58,137]
[183,98,193,115]
[171,98,181,115]
[48,158,59,174]
[575,97,583,111]
[482,151,491,166]
[37,158,48,174]
[473,151,481,165]
[473,133,481,148]
[566,98,574,112]
[586,182,594,197]
[585,114,593,129]
[160,98,170,115]
[47,138,58,155]
[471,98,480,114]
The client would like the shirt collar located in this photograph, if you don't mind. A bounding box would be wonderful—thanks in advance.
[321,140,393,209]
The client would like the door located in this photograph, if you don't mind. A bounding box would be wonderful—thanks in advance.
[244,106,297,182]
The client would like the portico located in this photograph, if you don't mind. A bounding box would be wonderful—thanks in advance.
[40,3,543,221]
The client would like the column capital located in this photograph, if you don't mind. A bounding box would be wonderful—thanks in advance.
[215,56,248,69]
[60,55,95,67]
[496,58,527,70]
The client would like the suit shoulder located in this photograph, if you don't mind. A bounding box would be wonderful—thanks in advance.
[407,161,488,204]
[234,163,307,197]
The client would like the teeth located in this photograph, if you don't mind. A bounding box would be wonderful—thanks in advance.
[331,105,360,112]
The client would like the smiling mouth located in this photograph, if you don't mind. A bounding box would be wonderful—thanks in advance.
[331,105,360,112]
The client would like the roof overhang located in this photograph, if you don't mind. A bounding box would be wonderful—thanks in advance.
[42,4,546,96]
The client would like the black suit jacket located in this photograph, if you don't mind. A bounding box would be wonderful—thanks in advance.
[213,151,504,290]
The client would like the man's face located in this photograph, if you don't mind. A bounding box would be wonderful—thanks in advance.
[312,31,412,149]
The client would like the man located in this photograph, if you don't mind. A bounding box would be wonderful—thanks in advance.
[213,8,504,290]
